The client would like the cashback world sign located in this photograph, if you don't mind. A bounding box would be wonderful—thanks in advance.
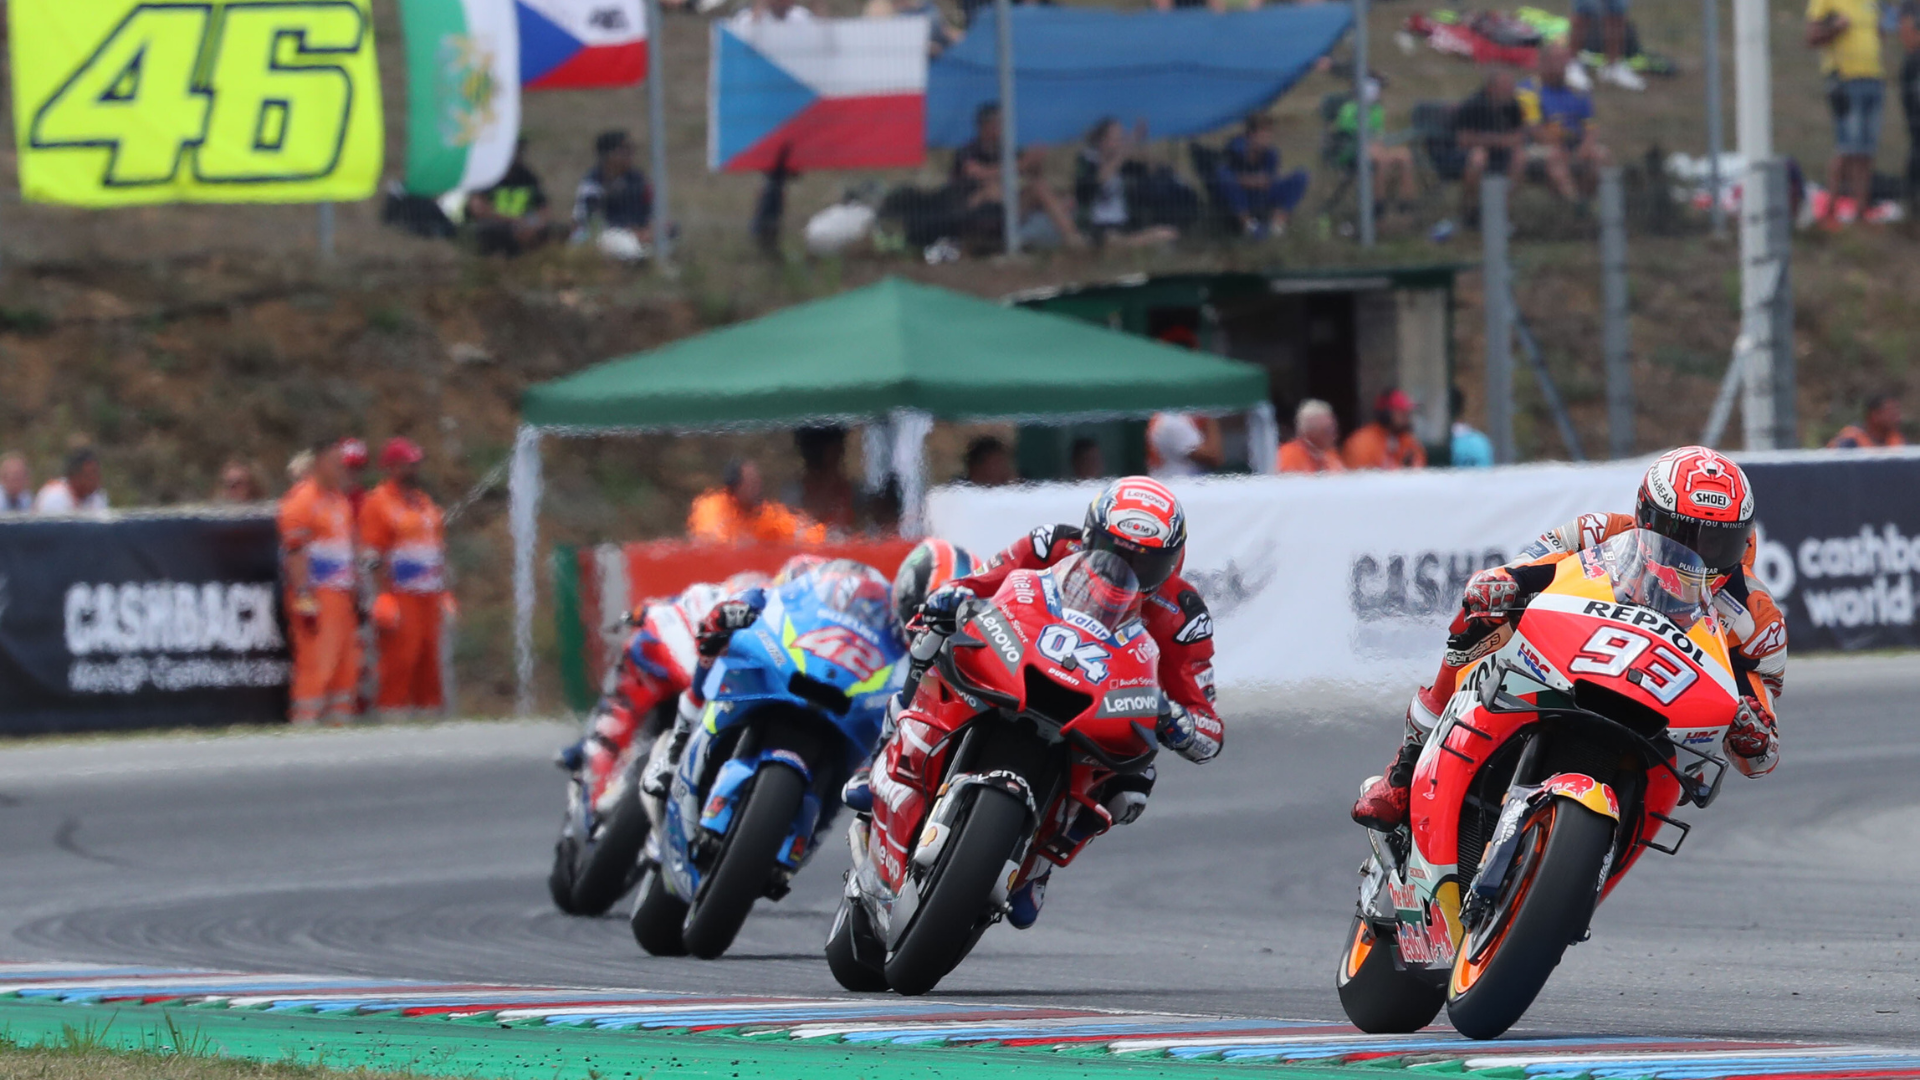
[8,0,384,206]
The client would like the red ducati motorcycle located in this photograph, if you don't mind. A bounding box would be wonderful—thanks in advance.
[828,551,1163,996]
[1338,529,1743,1039]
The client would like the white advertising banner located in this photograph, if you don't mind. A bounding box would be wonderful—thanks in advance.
[926,462,1648,693]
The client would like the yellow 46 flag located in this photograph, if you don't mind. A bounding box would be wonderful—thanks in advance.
[9,0,384,206]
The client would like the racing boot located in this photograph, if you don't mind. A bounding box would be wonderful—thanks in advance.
[1007,866,1051,930]
[641,693,703,798]
[842,697,907,815]
[1350,688,1444,831]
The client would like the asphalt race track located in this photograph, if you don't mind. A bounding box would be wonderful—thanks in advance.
[1,654,1917,1048]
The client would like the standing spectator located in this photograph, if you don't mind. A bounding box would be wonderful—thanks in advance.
[279,441,361,725]
[1277,400,1347,474]
[1210,115,1310,236]
[0,454,33,512]
[1147,413,1224,478]
[339,438,370,519]
[34,448,108,514]
[688,460,827,544]
[1070,437,1106,480]
[1449,386,1496,467]
[1807,0,1886,226]
[1343,388,1428,470]
[1901,1,1920,206]
[360,439,450,720]
[573,131,654,256]
[793,426,856,533]
[468,139,556,256]
[1454,69,1526,225]
[962,436,1017,486]
[215,459,267,502]
[1520,44,1611,204]
[1571,0,1643,91]
[1827,393,1907,447]
[1073,118,1181,246]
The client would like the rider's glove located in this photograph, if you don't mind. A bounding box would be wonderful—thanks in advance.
[1726,695,1779,764]
[696,588,766,659]
[1461,567,1520,622]
[1156,702,1222,764]
[916,583,969,634]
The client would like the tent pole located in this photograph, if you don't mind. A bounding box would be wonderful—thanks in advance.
[995,0,1020,256]
[891,409,933,537]
[510,425,544,717]
[1248,402,1279,473]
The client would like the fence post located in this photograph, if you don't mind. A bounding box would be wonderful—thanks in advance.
[1480,174,1514,464]
[646,0,673,263]
[317,203,335,260]
[1734,0,1792,448]
[995,0,1020,255]
[1353,0,1373,247]
[1703,0,1726,238]
[1599,165,1632,458]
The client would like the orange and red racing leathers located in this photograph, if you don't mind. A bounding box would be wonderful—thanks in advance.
[584,582,731,800]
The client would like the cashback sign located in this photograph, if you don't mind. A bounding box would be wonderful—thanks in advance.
[9,0,384,206]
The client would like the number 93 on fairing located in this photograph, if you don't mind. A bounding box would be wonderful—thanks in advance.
[9,0,383,206]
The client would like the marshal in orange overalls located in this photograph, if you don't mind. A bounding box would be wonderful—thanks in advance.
[279,476,361,724]
[359,477,448,717]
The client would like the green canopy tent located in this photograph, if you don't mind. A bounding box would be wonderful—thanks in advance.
[510,277,1274,712]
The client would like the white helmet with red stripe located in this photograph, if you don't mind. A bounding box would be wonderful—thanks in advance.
[1084,476,1187,591]
[1635,446,1754,577]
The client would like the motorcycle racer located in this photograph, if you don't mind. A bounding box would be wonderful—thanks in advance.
[1352,446,1786,832]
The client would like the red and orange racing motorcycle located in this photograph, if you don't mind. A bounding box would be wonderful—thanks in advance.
[1337,529,1741,1039]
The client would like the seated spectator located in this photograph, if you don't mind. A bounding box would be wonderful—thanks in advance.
[467,139,556,257]
[688,460,827,544]
[1210,115,1310,236]
[1519,44,1610,205]
[35,447,108,513]
[0,453,32,512]
[792,426,856,532]
[1343,388,1427,470]
[1449,386,1496,467]
[1148,412,1224,479]
[963,436,1017,486]
[1277,399,1346,473]
[1073,118,1181,247]
[573,131,654,258]
[1336,80,1419,217]
[216,459,268,502]
[1828,393,1906,447]
[1573,0,1645,91]
[949,104,1084,251]
[1454,69,1526,224]
[1070,436,1106,480]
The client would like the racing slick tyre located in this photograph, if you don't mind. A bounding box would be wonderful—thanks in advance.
[630,862,690,956]
[548,830,586,915]
[884,786,1028,997]
[568,768,651,916]
[1336,914,1444,1033]
[825,896,891,992]
[680,764,807,960]
[1446,797,1614,1040]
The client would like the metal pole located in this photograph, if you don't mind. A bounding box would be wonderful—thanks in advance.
[1599,165,1632,458]
[317,203,335,260]
[646,0,673,262]
[995,0,1020,255]
[1704,0,1726,238]
[1512,311,1587,461]
[1353,0,1373,247]
[1481,174,1514,464]
[1734,0,1788,449]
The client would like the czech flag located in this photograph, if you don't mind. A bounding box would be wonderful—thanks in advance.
[517,0,648,89]
[709,15,929,173]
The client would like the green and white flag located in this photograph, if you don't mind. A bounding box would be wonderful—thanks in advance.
[399,0,520,195]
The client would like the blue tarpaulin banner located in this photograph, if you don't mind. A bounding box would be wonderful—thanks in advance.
[925,4,1353,150]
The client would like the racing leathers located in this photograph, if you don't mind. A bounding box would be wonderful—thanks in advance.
[1353,512,1786,831]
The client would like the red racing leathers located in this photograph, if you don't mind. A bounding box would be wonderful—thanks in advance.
[585,583,728,801]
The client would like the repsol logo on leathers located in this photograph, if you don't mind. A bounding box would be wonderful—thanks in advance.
[1351,549,1507,621]
[65,581,284,656]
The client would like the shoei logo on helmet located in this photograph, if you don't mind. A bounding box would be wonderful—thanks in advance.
[1692,490,1730,509]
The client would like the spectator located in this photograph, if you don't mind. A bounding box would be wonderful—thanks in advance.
[1520,44,1611,205]
[0,453,32,512]
[793,426,856,532]
[215,459,267,502]
[1343,388,1427,470]
[1276,399,1347,474]
[1827,393,1906,447]
[1449,385,1496,467]
[286,449,315,487]
[339,438,370,519]
[1807,0,1886,226]
[573,130,654,258]
[467,139,556,256]
[1210,115,1309,236]
[1147,412,1224,478]
[360,438,450,720]
[280,440,361,726]
[1070,436,1106,480]
[688,460,827,544]
[963,436,1017,486]
[1073,118,1181,247]
[1901,1,1920,206]
[949,104,1083,251]
[1454,69,1527,225]
[1335,79,1418,217]
[1571,0,1644,91]
[35,448,108,514]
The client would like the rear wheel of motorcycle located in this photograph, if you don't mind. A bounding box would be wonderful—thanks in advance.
[884,786,1027,997]
[680,764,807,960]
[630,863,690,956]
[1335,914,1444,1033]
[825,896,890,992]
[568,767,652,916]
[1446,797,1614,1040]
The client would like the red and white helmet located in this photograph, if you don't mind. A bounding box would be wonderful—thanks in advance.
[1084,476,1187,591]
[1635,446,1754,578]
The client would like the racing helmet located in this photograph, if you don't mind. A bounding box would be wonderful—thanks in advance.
[1634,446,1754,579]
[721,570,772,595]
[1083,476,1186,592]
[891,539,976,630]
[774,554,828,585]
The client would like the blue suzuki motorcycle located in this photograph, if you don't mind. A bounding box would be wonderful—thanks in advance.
[631,560,902,959]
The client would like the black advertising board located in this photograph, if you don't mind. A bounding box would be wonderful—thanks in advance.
[0,512,287,734]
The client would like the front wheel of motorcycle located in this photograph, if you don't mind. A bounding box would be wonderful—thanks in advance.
[825,896,890,992]
[569,766,653,916]
[1446,797,1614,1040]
[548,826,586,915]
[630,862,690,956]
[1335,914,1444,1033]
[680,764,807,960]
[884,786,1027,997]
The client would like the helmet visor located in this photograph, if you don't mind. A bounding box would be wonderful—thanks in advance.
[1642,501,1751,576]
[1087,531,1180,592]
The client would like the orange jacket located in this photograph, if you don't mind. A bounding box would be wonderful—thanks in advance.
[1341,423,1427,470]
[687,489,827,545]
[360,479,447,594]
[278,479,357,593]
[1276,438,1347,474]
